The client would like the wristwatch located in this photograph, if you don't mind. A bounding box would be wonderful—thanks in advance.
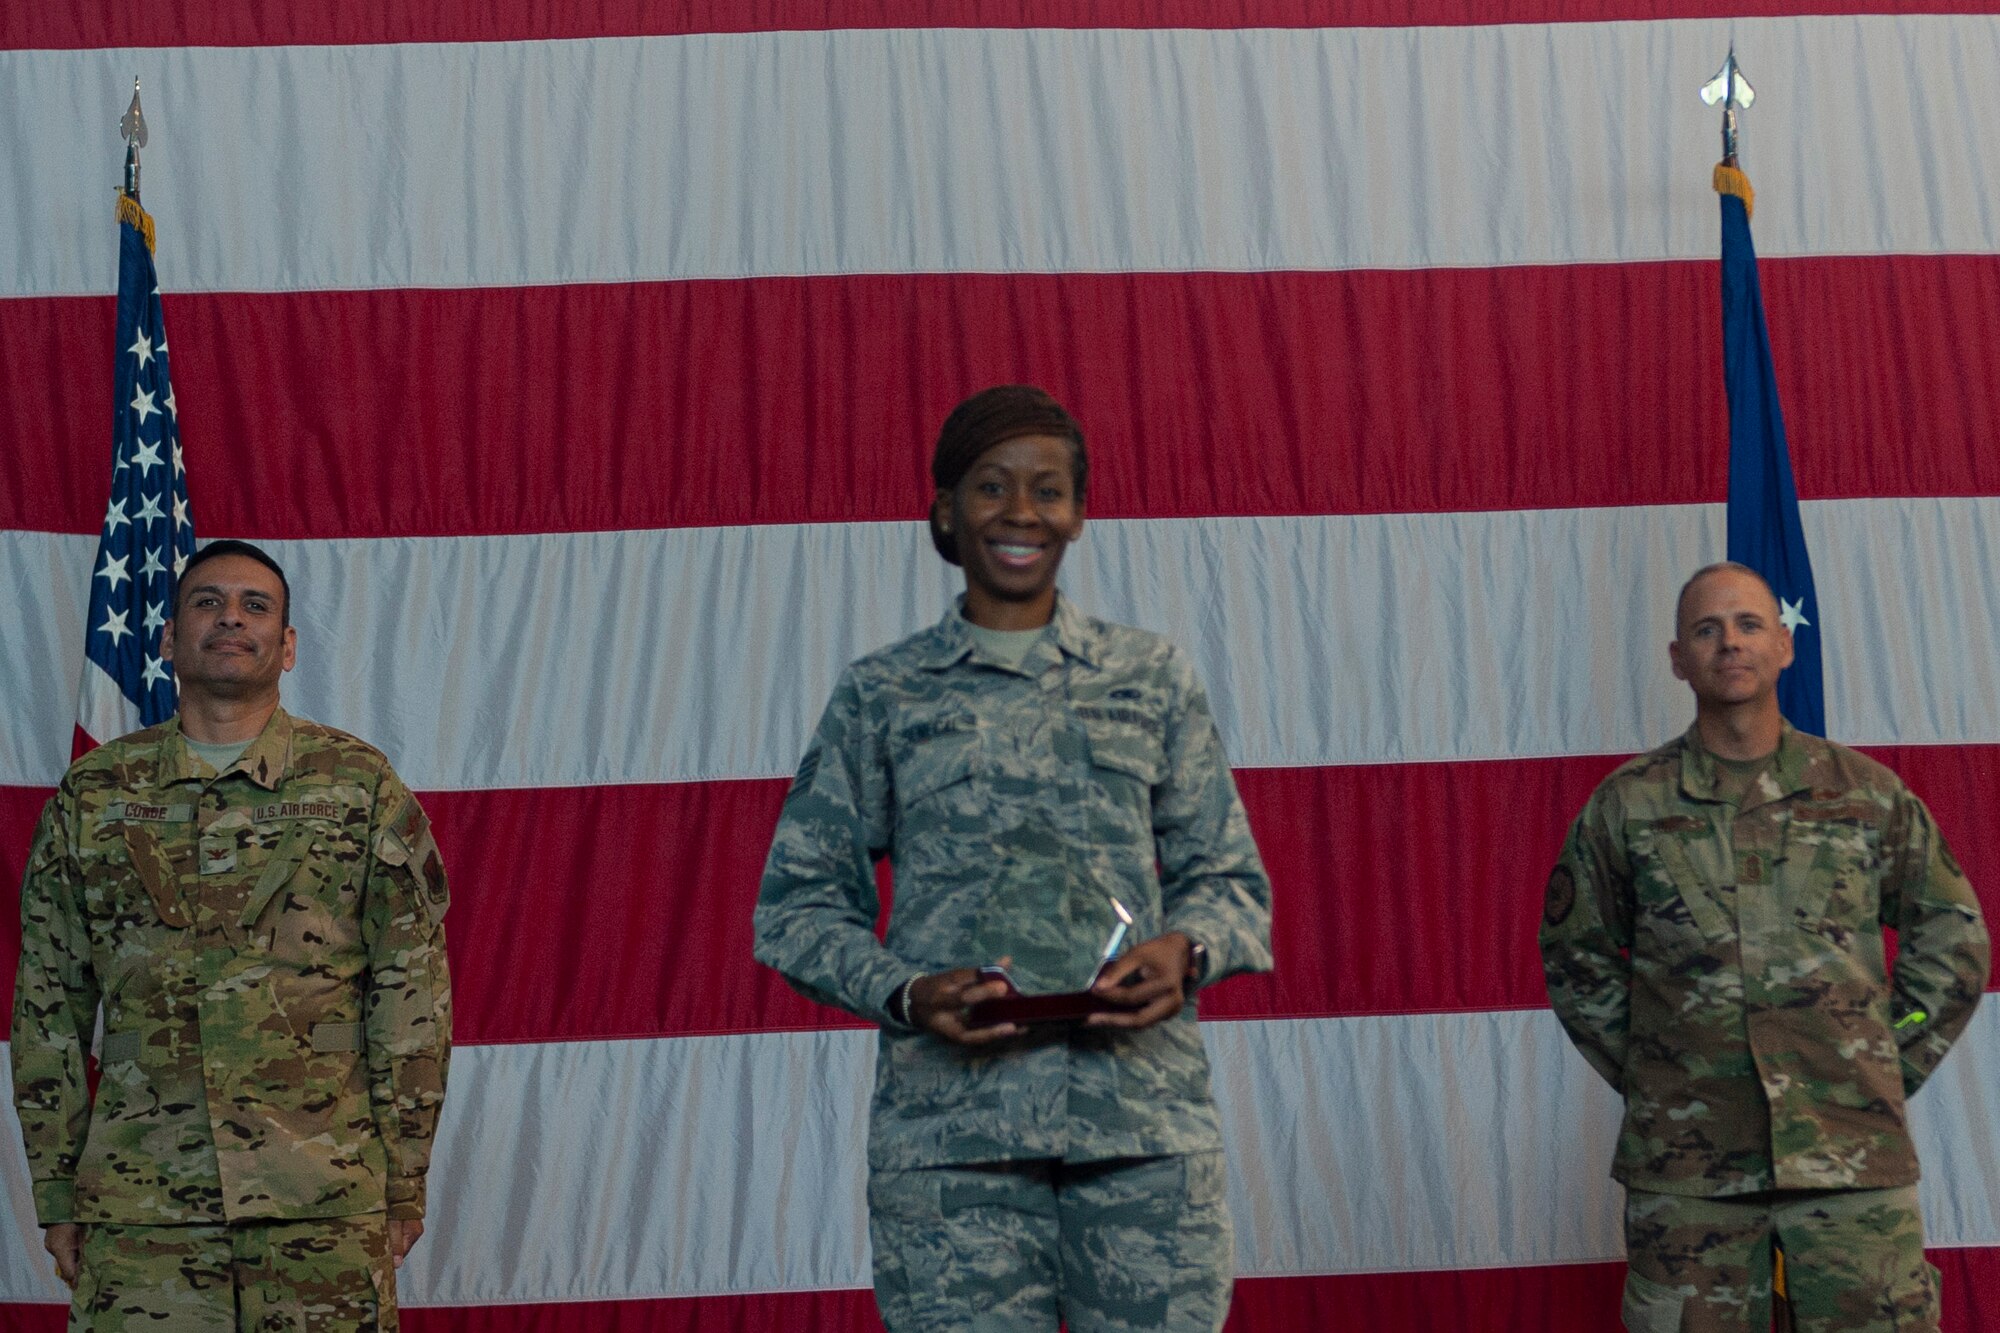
[1185,939,1209,985]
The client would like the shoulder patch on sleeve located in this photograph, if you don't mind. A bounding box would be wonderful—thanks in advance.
[373,793,427,867]
[1544,865,1577,926]
[375,793,447,926]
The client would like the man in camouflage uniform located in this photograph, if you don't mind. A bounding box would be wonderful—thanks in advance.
[12,539,452,1330]
[755,386,1272,1332]
[1540,562,1988,1333]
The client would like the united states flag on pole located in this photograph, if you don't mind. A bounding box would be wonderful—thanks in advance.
[75,190,195,752]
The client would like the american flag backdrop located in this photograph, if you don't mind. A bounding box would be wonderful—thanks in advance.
[3,5,2000,1330]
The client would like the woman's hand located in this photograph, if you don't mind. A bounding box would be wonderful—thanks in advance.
[1085,932,1194,1031]
[907,964,1021,1044]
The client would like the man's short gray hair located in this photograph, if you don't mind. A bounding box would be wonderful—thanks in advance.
[1674,561,1777,634]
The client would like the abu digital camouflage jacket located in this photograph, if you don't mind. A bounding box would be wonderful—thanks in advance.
[1541,722,1988,1196]
[755,597,1273,1171]
[11,708,451,1224]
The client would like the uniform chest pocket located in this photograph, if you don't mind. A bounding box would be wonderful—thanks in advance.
[78,820,193,929]
[1083,720,1165,789]
[1781,807,1880,930]
[892,728,983,816]
[241,816,368,930]
[1626,818,1732,942]
[1082,720,1166,847]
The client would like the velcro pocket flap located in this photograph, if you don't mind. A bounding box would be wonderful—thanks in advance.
[99,1031,141,1064]
[311,1021,365,1053]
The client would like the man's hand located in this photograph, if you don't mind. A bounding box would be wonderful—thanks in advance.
[388,1218,424,1268]
[907,963,1021,1045]
[1086,932,1194,1031]
[43,1223,82,1287]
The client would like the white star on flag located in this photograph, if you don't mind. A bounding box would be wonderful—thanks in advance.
[128,329,154,368]
[141,656,170,687]
[166,385,177,418]
[134,493,166,525]
[104,497,131,533]
[132,438,165,475]
[173,441,185,476]
[173,494,191,530]
[138,548,166,579]
[143,602,166,634]
[1779,597,1811,634]
[95,552,131,589]
[98,607,132,646]
[131,386,159,423]
[173,550,189,577]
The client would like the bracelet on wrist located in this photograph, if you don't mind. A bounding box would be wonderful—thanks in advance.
[894,974,921,1027]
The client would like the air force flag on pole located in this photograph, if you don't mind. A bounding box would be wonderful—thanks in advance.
[77,89,196,750]
[1714,156,1825,736]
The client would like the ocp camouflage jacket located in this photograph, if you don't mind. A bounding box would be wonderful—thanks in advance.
[11,708,451,1224]
[1540,722,1988,1196]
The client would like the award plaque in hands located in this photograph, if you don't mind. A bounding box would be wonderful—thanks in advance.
[964,898,1137,1028]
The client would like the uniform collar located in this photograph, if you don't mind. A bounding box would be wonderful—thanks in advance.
[918,593,1103,672]
[1677,718,1819,807]
[161,707,295,791]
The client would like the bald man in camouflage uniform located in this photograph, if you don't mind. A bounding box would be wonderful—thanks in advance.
[1541,563,1988,1333]
[12,540,451,1330]
[756,386,1272,1332]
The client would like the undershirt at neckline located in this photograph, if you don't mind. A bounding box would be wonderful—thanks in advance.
[965,619,1049,672]
[186,736,253,775]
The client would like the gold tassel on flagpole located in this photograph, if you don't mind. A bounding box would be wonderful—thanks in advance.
[1713,163,1755,220]
[115,191,156,254]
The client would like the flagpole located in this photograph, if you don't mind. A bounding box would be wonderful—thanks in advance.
[1720,48,1740,167]
[121,77,146,203]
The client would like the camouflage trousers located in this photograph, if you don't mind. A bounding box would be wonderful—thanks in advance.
[867,1152,1232,1332]
[69,1215,396,1332]
[1623,1186,1939,1333]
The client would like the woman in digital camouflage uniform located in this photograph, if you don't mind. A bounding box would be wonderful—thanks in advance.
[754,384,1272,1332]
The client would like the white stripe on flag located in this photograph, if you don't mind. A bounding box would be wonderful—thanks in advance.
[74,658,139,753]
[7,1006,1996,1305]
[5,14,2000,298]
[8,497,2000,790]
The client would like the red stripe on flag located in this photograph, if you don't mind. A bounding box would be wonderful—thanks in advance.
[6,742,1994,1044]
[8,257,2000,538]
[5,1249,1998,1330]
[5,0,1995,51]
[0,784,46,1015]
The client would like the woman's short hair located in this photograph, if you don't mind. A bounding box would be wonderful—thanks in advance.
[928,385,1087,565]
